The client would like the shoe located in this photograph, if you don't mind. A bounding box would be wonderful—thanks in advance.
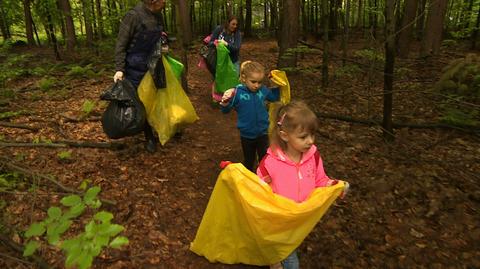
[144,139,157,153]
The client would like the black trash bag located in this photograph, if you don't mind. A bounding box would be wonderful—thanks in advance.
[100,80,146,139]
[148,39,167,89]
[199,44,216,76]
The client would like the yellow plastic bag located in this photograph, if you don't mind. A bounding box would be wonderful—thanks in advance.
[268,70,291,133]
[190,163,345,266]
[138,56,199,145]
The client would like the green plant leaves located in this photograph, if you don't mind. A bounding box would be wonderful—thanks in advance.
[94,211,113,223]
[109,236,129,249]
[47,207,62,220]
[23,240,40,256]
[61,195,82,207]
[65,203,86,219]
[84,186,100,204]
[25,222,46,238]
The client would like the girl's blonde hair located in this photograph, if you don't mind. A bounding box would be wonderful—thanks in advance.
[240,61,265,82]
[270,100,319,151]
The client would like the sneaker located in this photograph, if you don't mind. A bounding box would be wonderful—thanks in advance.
[144,139,157,153]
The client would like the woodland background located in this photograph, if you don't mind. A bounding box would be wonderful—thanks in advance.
[0,0,479,268]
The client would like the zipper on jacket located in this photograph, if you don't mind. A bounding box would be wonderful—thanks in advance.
[296,164,302,202]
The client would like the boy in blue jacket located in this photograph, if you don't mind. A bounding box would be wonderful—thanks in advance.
[220,61,279,171]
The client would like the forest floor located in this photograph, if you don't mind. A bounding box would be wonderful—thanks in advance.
[0,37,479,269]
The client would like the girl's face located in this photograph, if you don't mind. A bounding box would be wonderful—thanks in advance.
[242,71,264,92]
[281,127,315,154]
[228,19,238,33]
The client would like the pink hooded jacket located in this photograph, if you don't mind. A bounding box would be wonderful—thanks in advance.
[256,145,330,203]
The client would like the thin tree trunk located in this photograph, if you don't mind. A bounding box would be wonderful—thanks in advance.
[416,0,426,40]
[398,0,418,58]
[342,0,350,66]
[245,0,252,37]
[383,0,396,141]
[95,0,104,39]
[321,0,329,87]
[59,0,76,51]
[82,0,94,47]
[471,4,480,49]
[23,0,35,45]
[174,0,191,91]
[45,12,61,60]
[356,0,363,28]
[0,0,11,40]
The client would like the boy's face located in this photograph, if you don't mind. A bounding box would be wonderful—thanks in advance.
[242,72,264,92]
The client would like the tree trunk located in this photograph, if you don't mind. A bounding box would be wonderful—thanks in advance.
[398,0,418,58]
[420,0,448,56]
[278,0,300,68]
[46,12,61,60]
[245,0,252,37]
[321,0,329,87]
[0,0,11,40]
[416,0,427,40]
[96,0,104,38]
[264,0,269,29]
[270,0,278,32]
[301,0,307,38]
[383,0,396,141]
[23,0,35,45]
[329,0,337,39]
[174,0,191,91]
[356,0,363,28]
[341,0,350,66]
[82,0,94,47]
[471,4,480,49]
[59,0,76,51]
[226,0,233,18]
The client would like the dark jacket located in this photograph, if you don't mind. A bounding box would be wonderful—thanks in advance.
[209,25,242,63]
[221,84,279,139]
[115,3,164,87]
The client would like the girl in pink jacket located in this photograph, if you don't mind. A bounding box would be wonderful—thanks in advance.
[256,100,344,269]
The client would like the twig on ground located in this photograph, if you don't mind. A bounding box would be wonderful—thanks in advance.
[0,121,40,131]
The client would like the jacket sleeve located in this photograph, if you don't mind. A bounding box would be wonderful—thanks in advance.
[114,11,138,72]
[256,154,271,183]
[227,30,242,55]
[220,87,239,114]
[208,26,222,46]
[314,151,330,187]
[265,87,280,102]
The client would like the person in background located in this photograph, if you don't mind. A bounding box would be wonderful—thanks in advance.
[209,15,242,74]
[220,61,280,171]
[257,100,349,269]
[113,0,168,153]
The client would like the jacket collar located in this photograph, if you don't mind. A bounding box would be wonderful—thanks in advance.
[267,144,317,166]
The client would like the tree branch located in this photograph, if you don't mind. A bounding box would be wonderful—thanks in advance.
[315,112,480,135]
[0,121,40,131]
[0,233,51,269]
[0,140,126,150]
[0,156,116,206]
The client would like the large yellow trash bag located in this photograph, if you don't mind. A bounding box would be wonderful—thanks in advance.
[138,56,199,145]
[190,163,345,266]
[268,70,291,133]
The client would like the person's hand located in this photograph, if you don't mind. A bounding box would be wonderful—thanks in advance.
[113,71,124,82]
[161,45,169,53]
[219,39,228,46]
[221,88,235,103]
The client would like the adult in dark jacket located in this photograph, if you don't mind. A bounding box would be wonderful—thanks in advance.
[209,15,242,73]
[113,0,167,153]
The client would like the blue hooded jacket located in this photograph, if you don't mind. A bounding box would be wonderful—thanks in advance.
[221,84,279,139]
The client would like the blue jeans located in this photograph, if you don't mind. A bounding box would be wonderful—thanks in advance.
[281,250,299,269]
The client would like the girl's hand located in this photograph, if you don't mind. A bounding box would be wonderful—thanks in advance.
[219,39,228,46]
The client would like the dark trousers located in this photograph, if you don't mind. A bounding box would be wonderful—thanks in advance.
[240,134,269,172]
[144,123,156,142]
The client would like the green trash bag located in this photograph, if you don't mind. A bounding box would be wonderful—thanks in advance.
[165,55,184,80]
[214,43,239,94]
